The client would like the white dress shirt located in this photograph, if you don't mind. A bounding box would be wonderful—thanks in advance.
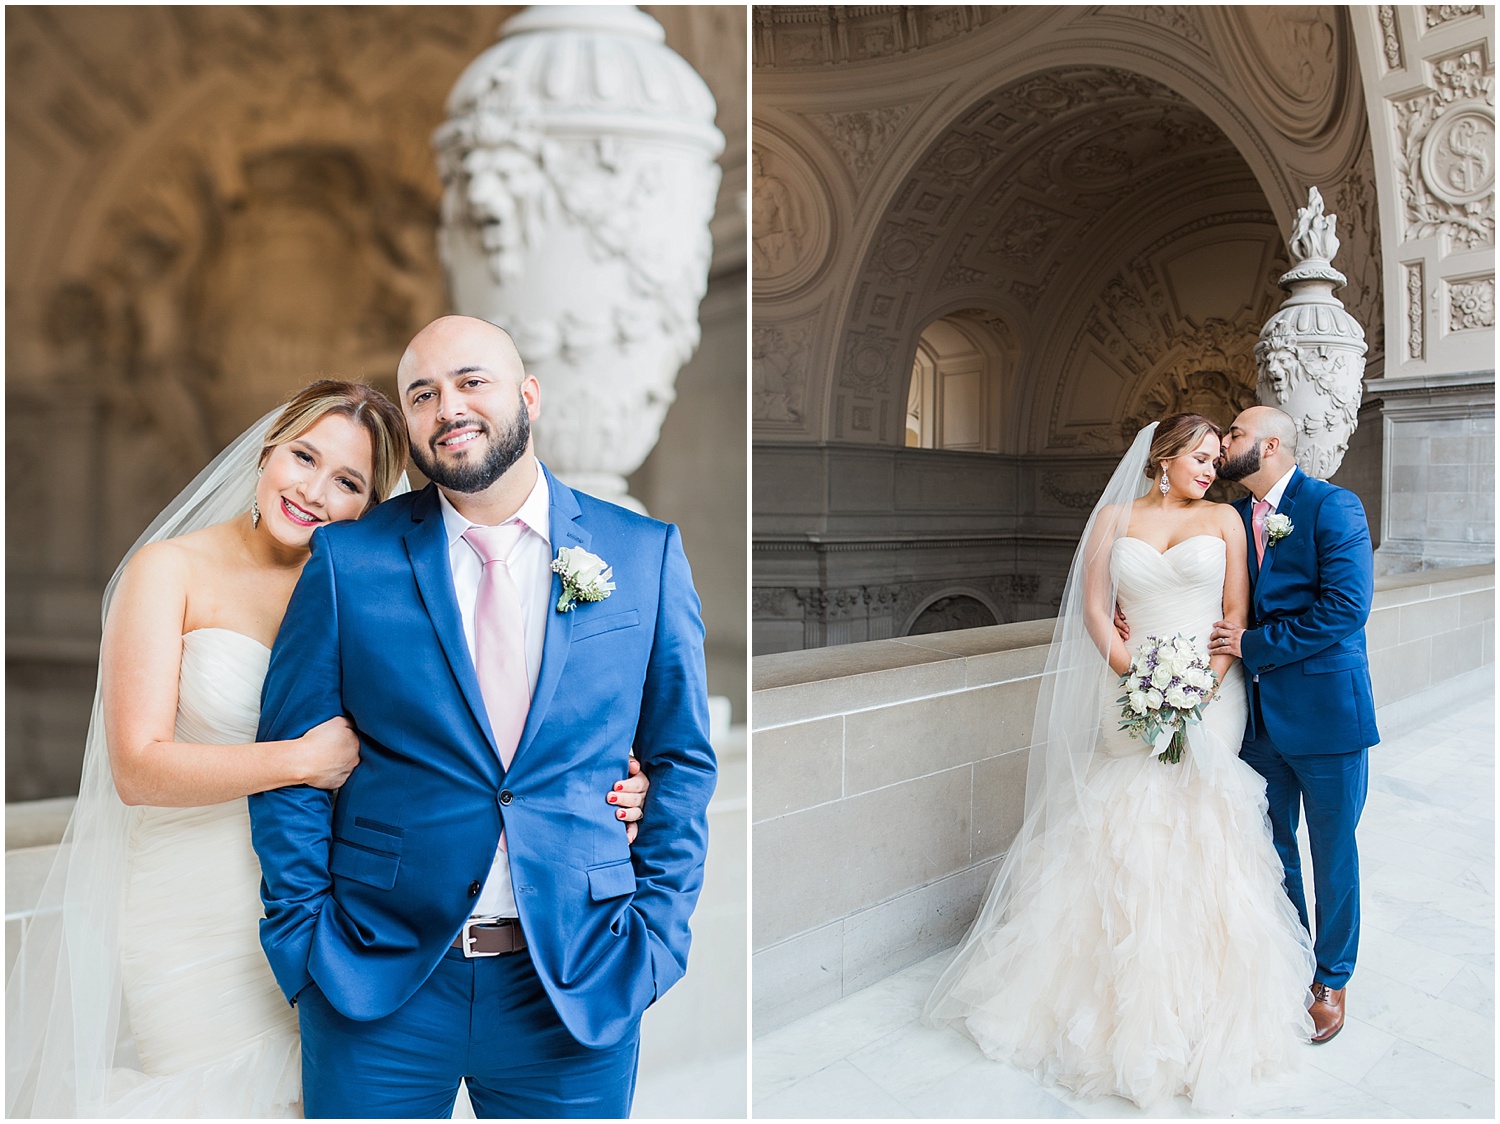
[437,467,552,918]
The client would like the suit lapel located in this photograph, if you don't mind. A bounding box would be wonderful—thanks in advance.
[404,484,500,762]
[1261,468,1305,584]
[511,465,590,767]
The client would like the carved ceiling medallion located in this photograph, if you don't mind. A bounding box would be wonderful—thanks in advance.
[752,137,833,299]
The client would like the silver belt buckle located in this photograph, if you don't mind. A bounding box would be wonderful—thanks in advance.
[462,917,502,958]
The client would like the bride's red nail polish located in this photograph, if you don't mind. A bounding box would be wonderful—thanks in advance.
[607,793,617,803]
[614,783,624,791]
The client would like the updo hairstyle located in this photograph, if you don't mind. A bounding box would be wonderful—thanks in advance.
[260,380,409,508]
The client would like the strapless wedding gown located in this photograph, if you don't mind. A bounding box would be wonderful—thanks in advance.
[112,629,302,1117]
[932,536,1315,1112]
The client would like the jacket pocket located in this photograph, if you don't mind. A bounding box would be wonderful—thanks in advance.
[1301,651,1366,674]
[330,823,401,890]
[586,858,637,901]
[572,609,640,642]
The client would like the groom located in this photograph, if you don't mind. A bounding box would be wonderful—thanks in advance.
[249,315,717,1116]
[1209,405,1377,1045]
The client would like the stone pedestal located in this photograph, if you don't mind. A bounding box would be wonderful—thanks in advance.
[1366,370,1495,571]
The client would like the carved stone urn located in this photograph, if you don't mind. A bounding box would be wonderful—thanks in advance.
[1254,187,1369,479]
[435,5,724,510]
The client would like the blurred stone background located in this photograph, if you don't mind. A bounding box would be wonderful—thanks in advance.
[6,5,747,800]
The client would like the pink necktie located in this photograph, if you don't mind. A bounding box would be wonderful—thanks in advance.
[463,523,530,854]
[465,525,531,852]
[1252,499,1271,565]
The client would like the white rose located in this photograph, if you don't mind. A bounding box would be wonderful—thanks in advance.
[1150,664,1173,689]
[1128,690,1150,715]
[1144,688,1163,710]
[1185,667,1213,691]
[1164,685,1193,710]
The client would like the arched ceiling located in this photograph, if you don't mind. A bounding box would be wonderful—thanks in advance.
[830,66,1279,451]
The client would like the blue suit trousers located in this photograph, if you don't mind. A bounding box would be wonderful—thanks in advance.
[298,946,640,1118]
[1240,684,1367,989]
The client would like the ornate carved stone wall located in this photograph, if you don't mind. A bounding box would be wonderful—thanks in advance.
[6,6,747,797]
[753,5,1392,651]
[1351,6,1494,571]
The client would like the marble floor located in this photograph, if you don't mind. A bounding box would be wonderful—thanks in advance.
[754,685,1495,1119]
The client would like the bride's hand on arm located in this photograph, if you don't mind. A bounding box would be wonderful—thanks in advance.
[103,544,346,807]
[608,757,650,844]
[1082,512,1132,677]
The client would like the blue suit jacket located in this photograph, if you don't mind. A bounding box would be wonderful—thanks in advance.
[1236,467,1379,755]
[248,467,716,1048]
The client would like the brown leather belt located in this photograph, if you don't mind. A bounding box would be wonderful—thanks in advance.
[453,917,527,958]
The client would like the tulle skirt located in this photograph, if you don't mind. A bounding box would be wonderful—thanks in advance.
[930,675,1315,1113]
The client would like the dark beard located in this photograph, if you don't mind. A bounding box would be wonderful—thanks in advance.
[410,393,530,493]
[1217,441,1261,482]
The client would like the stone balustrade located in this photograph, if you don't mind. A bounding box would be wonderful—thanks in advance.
[752,563,1494,1032]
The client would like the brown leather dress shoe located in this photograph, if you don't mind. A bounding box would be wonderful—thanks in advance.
[1309,983,1346,1043]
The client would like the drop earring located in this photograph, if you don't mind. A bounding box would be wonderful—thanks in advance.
[1159,469,1170,497]
[252,467,264,527]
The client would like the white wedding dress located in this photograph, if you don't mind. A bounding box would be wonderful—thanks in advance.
[932,536,1315,1112]
[111,629,302,1117]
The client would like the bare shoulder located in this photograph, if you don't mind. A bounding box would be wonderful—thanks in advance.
[115,521,237,601]
[1206,500,1243,538]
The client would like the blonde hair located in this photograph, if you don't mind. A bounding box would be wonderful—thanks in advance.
[260,380,408,507]
[1144,413,1224,478]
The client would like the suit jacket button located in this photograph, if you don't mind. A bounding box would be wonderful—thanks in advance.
[499,790,513,806]
[468,880,481,897]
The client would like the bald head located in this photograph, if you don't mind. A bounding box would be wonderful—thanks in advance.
[1220,405,1298,494]
[1237,405,1298,454]
[397,315,524,398]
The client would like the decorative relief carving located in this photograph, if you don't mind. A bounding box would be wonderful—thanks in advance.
[752,317,815,426]
[804,104,913,186]
[1329,139,1386,346]
[940,261,987,289]
[1425,5,1481,27]
[1041,471,1114,510]
[436,7,723,510]
[751,6,1009,69]
[751,144,831,297]
[1379,6,1404,71]
[983,198,1068,262]
[1448,275,1496,330]
[1110,6,1207,47]
[1393,48,1495,249]
[871,220,936,283]
[1406,262,1426,359]
[922,131,1005,190]
[841,326,897,392]
[1255,188,1368,479]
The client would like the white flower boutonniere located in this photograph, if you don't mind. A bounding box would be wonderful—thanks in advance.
[1265,513,1293,546]
[551,546,615,612]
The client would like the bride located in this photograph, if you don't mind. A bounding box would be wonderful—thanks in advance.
[7,380,647,1117]
[925,415,1315,1112]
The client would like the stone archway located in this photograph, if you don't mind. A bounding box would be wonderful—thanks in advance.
[828,64,1290,453]
[905,309,1012,452]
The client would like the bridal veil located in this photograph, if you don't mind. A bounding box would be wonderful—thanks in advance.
[6,411,279,1116]
[924,422,1158,1024]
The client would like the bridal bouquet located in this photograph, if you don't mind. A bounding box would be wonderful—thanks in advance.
[1116,633,1217,764]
